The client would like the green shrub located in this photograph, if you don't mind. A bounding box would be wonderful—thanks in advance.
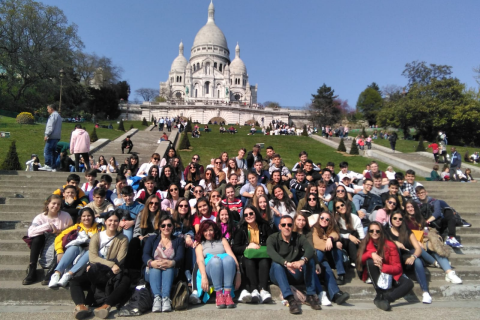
[142,117,148,126]
[90,127,98,142]
[130,124,134,129]
[0,140,22,170]
[179,132,191,150]
[337,138,347,152]
[301,125,309,136]
[16,112,34,124]
[350,139,359,155]
[185,121,192,133]
[118,119,125,131]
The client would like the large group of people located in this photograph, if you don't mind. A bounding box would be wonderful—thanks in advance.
[22,140,472,317]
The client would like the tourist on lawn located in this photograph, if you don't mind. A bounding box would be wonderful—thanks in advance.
[356,221,414,311]
[69,210,130,319]
[465,168,476,182]
[42,104,62,171]
[143,215,185,312]
[23,195,73,285]
[270,185,296,229]
[266,215,322,314]
[233,205,274,304]
[49,208,103,288]
[25,154,42,171]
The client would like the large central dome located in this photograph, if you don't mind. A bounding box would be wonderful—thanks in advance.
[192,1,228,49]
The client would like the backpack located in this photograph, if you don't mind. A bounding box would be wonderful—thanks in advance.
[117,281,153,317]
[171,281,189,311]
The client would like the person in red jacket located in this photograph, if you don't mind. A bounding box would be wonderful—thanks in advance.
[356,222,413,311]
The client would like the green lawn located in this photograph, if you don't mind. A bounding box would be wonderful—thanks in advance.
[0,115,145,167]
[178,125,405,176]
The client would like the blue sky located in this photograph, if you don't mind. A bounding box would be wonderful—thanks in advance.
[41,0,480,109]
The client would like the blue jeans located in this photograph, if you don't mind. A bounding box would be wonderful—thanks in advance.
[422,247,452,271]
[206,254,236,291]
[123,227,133,241]
[315,250,340,299]
[269,258,316,298]
[44,139,59,168]
[145,267,178,297]
[55,246,90,274]
[408,249,429,292]
[290,188,299,206]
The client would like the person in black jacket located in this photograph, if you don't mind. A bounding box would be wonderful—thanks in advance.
[121,136,134,154]
[232,205,274,304]
[246,145,263,170]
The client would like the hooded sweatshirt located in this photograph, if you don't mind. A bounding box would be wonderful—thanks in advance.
[70,128,91,154]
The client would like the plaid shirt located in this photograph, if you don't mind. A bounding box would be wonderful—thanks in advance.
[269,165,291,177]
[400,181,423,200]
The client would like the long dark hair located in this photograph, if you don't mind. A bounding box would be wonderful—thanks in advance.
[216,206,237,238]
[292,212,311,234]
[195,197,212,218]
[203,168,217,189]
[334,198,354,231]
[140,195,162,230]
[389,211,412,247]
[356,221,389,273]
[332,184,349,202]
[171,198,192,230]
[302,193,322,214]
[271,185,296,213]
[404,199,425,228]
[148,165,160,185]
[312,211,339,238]
[158,165,175,190]
[255,194,272,224]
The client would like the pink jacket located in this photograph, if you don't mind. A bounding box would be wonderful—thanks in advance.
[70,128,91,154]
[28,211,73,238]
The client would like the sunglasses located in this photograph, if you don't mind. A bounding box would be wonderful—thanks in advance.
[280,223,293,228]
[336,190,346,193]
[170,188,178,192]
[211,195,220,198]
[308,198,316,201]
[336,204,345,210]
[161,223,173,229]
[244,212,255,217]
[178,204,189,208]
[392,217,403,221]
[369,229,381,234]
[192,157,199,160]
[149,202,160,206]
[387,201,397,205]
[320,217,330,222]
[190,167,196,169]
[153,158,160,161]
[193,190,202,193]
[215,162,221,164]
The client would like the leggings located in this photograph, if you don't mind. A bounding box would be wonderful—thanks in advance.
[365,259,413,302]
[340,237,358,264]
[29,234,46,266]
[241,256,270,292]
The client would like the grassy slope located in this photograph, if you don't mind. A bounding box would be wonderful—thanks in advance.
[0,116,145,166]
[178,125,404,176]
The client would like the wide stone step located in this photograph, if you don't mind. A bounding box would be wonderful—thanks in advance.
[4,198,50,205]
[0,281,72,305]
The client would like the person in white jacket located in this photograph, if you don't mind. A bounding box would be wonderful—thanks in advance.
[25,154,42,171]
[70,124,91,173]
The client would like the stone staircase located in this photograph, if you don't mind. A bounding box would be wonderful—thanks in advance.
[1,171,479,304]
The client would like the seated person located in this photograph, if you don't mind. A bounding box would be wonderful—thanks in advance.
[249,126,256,135]
[240,172,268,206]
[121,135,133,154]
[266,215,321,314]
[53,174,89,206]
[267,171,293,199]
[160,132,169,141]
[117,186,145,241]
[59,151,75,172]
[364,161,388,185]
[399,170,423,201]
[88,174,113,204]
[111,175,128,207]
[321,169,336,196]
[216,173,242,199]
[304,160,322,184]
[136,153,161,177]
[61,185,85,222]
[134,175,163,204]
[335,161,363,184]
[430,164,442,181]
[221,183,243,221]
[268,154,292,182]
[289,169,309,205]
[81,169,98,198]
[352,178,383,222]
[380,180,406,211]
[370,173,389,196]
[85,188,115,218]
[252,159,270,185]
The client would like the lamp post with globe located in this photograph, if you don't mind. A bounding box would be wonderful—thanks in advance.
[58,69,65,114]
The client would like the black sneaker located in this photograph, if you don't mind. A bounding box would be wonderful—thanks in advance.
[336,274,345,285]
[305,295,322,310]
[462,220,472,227]
[287,297,302,314]
[374,294,391,311]
[332,291,350,305]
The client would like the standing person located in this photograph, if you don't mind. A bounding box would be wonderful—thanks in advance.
[356,222,414,311]
[70,124,91,173]
[388,131,398,152]
[42,104,62,171]
[449,147,461,182]
[427,141,439,163]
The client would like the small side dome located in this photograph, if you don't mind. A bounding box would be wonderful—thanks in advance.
[171,41,188,72]
[229,42,247,74]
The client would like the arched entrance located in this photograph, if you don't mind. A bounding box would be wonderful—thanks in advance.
[208,117,226,125]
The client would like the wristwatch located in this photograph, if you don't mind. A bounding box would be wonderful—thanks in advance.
[301,256,308,263]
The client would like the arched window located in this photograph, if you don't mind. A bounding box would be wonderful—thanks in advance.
[197,63,200,70]
[214,62,217,69]
[218,90,220,97]
[219,64,222,72]
[180,76,182,82]
[193,65,196,71]
[205,81,210,94]
[195,89,198,98]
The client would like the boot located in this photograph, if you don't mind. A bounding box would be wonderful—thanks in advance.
[22,263,37,285]
[41,264,56,286]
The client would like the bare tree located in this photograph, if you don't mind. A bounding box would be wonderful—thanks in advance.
[73,52,123,86]
[135,88,158,101]
[474,65,480,85]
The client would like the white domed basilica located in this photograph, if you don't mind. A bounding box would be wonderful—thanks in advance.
[160,1,258,105]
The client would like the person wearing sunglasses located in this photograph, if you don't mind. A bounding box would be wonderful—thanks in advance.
[200,168,218,195]
[125,195,163,271]
[183,154,205,178]
[213,158,227,184]
[296,184,317,214]
[380,180,406,211]
[301,193,328,217]
[232,205,274,304]
[334,199,364,278]
[311,212,350,306]
[184,164,202,196]
[375,195,399,226]
[266,215,322,314]
[137,153,161,177]
[143,215,185,312]
[356,221,414,311]
[386,211,432,304]
[189,185,205,214]
[403,200,463,285]
[161,184,180,214]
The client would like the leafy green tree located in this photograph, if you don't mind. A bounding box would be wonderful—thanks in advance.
[368,82,382,95]
[356,87,382,125]
[402,60,452,88]
[88,86,120,119]
[310,84,341,128]
[0,140,22,170]
[337,138,346,152]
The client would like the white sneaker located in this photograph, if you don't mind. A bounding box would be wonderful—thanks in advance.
[365,277,372,284]
[39,165,52,171]
[48,272,60,288]
[320,291,332,306]
[422,292,432,304]
[161,297,172,312]
[58,272,72,287]
[238,289,252,303]
[189,290,201,305]
[445,271,463,284]
[260,289,272,304]
[251,289,261,304]
[152,295,162,312]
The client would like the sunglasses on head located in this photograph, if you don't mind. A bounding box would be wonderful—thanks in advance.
[336,203,345,210]
[392,217,403,221]
[320,216,330,222]
[369,229,381,234]
[280,223,293,228]
[388,201,397,205]
[160,223,173,229]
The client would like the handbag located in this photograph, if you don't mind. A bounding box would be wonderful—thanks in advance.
[62,227,81,251]
[377,272,392,290]
[22,235,33,249]
[243,230,269,259]
[411,230,424,243]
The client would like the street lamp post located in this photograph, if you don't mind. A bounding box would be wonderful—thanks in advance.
[59,69,65,114]
[126,88,131,120]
